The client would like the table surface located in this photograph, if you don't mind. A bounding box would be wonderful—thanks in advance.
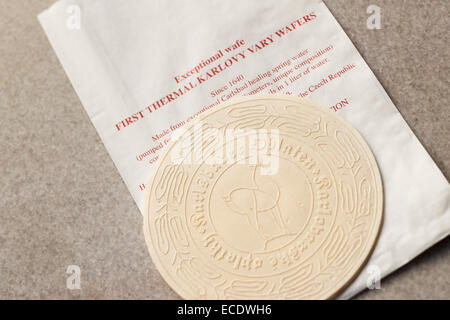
[0,0,449,299]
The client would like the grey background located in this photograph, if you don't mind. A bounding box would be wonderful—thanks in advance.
[0,0,448,299]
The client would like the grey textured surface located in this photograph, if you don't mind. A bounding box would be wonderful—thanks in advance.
[0,0,449,299]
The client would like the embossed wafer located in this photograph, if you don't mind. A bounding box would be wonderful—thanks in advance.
[144,95,383,300]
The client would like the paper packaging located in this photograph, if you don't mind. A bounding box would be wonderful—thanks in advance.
[38,0,450,298]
